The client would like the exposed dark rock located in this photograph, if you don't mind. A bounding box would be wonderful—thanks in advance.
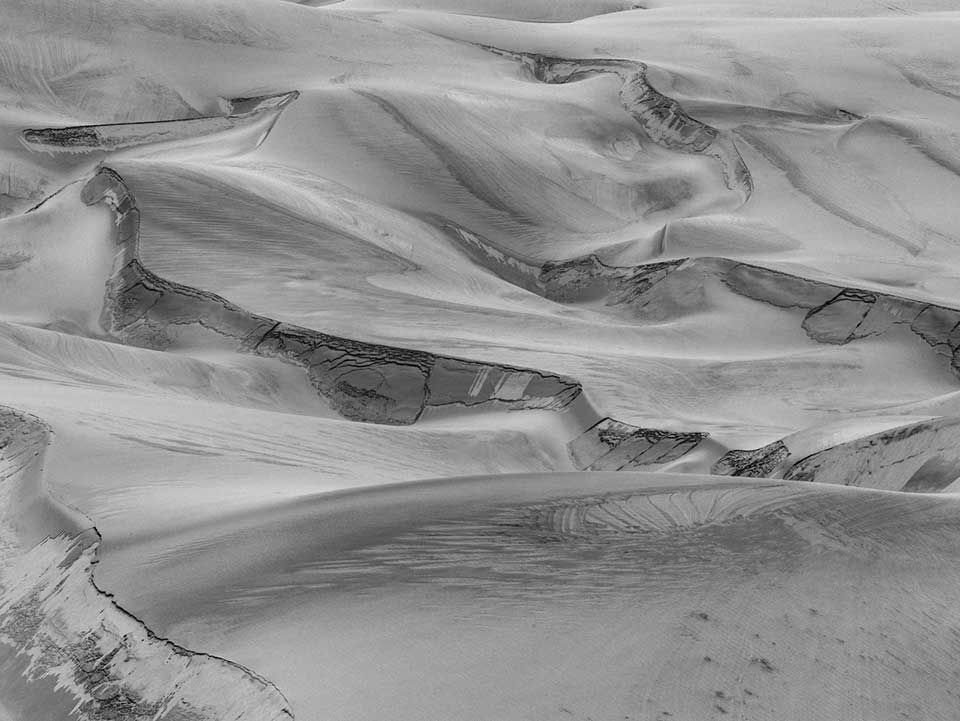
[439,225,960,379]
[539,254,623,303]
[783,417,960,491]
[540,255,685,305]
[440,222,544,295]
[721,262,838,310]
[254,323,432,424]
[711,441,789,478]
[21,126,101,148]
[442,219,687,310]
[801,289,877,344]
[486,48,753,202]
[910,305,960,354]
[21,91,299,154]
[569,417,707,471]
[715,418,960,491]
[83,167,583,425]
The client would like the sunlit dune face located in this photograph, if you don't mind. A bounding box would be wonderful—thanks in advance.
[0,181,115,334]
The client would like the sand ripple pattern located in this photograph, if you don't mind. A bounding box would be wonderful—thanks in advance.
[529,484,808,538]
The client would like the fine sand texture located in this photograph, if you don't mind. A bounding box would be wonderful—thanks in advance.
[1,0,960,718]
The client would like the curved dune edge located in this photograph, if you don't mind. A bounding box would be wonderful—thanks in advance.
[115,470,960,719]
[718,258,960,375]
[83,166,581,425]
[485,47,753,204]
[0,407,294,721]
[713,416,960,492]
[522,482,813,539]
[76,166,709,469]
[441,229,960,378]
[570,417,707,471]
[20,91,299,156]
[442,220,684,303]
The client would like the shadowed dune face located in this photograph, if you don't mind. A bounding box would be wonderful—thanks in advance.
[505,51,754,203]
[713,417,960,493]
[1,0,960,719]
[0,408,293,721]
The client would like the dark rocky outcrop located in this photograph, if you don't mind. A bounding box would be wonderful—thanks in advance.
[784,418,960,492]
[487,48,753,203]
[83,167,582,425]
[21,91,299,154]
[445,235,960,379]
[0,408,294,721]
[711,441,789,478]
[569,417,707,471]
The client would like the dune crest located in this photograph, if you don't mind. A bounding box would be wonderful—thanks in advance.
[0,408,293,721]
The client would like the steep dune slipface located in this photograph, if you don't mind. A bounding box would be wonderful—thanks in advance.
[499,50,754,203]
[0,408,293,721]
[21,91,299,158]
[80,167,586,425]
[714,416,960,492]
[1,0,960,719]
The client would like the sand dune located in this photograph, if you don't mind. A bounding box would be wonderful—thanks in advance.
[94,470,960,720]
[0,408,292,721]
[21,92,299,158]
[1,0,960,718]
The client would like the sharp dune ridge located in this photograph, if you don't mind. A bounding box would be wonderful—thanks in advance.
[80,164,681,456]
[1,0,960,718]
[485,47,755,202]
[444,220,960,379]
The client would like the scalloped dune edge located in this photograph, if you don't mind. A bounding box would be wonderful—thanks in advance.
[441,226,960,379]
[84,166,582,425]
[487,48,754,204]
[713,416,960,492]
[20,91,300,156]
[79,166,709,469]
[0,407,294,721]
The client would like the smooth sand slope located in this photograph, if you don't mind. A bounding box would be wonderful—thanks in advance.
[1,0,960,718]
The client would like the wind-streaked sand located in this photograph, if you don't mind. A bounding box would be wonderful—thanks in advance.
[1,0,960,718]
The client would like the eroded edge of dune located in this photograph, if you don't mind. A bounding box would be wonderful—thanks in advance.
[84,166,584,425]
[486,47,753,203]
[440,224,960,378]
[569,416,708,471]
[20,91,300,155]
[74,166,715,470]
[713,416,960,492]
[0,407,295,721]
